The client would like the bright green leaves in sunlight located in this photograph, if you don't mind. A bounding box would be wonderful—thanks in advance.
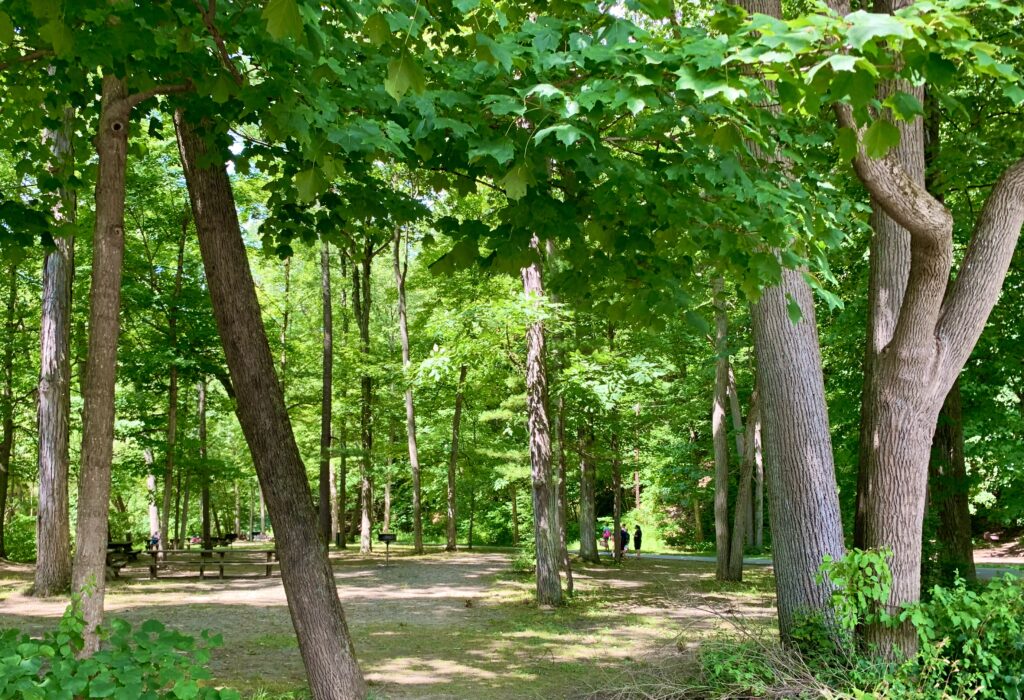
[845,11,915,52]
[262,0,304,42]
[385,52,426,102]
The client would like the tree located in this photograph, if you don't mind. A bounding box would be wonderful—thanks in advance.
[175,109,366,699]
[319,241,333,546]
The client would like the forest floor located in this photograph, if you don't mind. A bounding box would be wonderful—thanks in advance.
[0,550,778,699]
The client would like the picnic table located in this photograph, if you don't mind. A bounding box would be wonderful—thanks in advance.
[105,541,143,578]
[131,548,280,579]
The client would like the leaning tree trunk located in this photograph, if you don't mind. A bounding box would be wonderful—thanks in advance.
[394,231,424,554]
[319,241,333,546]
[712,279,734,581]
[34,111,75,596]
[522,246,562,606]
[577,421,599,563]
[175,109,366,699]
[71,75,132,654]
[0,265,16,560]
[352,246,374,554]
[446,364,467,551]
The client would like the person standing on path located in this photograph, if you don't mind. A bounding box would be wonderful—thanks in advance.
[619,526,629,554]
[633,525,643,558]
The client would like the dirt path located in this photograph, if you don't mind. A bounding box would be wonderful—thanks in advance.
[0,552,776,699]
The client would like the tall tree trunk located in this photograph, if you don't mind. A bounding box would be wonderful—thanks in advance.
[467,486,475,549]
[175,110,366,699]
[280,257,291,397]
[352,246,373,554]
[146,451,160,542]
[0,265,16,560]
[446,364,467,551]
[754,419,764,549]
[161,224,186,551]
[724,0,847,642]
[35,111,75,596]
[577,421,599,564]
[511,484,519,546]
[71,75,131,653]
[693,500,704,544]
[928,379,975,584]
[522,245,562,605]
[611,432,622,564]
[337,251,350,549]
[234,481,241,538]
[199,379,211,552]
[319,241,333,546]
[727,398,759,581]
[394,231,423,554]
[555,396,573,594]
[712,279,734,581]
[179,465,191,547]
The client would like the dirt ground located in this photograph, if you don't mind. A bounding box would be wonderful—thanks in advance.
[0,550,777,699]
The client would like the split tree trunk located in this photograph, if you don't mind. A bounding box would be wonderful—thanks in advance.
[394,231,423,553]
[522,246,562,605]
[319,241,333,546]
[34,112,75,596]
[577,422,599,563]
[175,109,366,699]
[446,364,467,551]
[71,75,132,653]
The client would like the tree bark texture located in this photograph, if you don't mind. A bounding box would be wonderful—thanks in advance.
[447,364,467,551]
[175,109,366,699]
[394,231,423,554]
[751,269,846,641]
[555,396,573,594]
[319,241,333,546]
[35,111,75,596]
[577,422,599,563]
[71,75,131,654]
[522,251,562,606]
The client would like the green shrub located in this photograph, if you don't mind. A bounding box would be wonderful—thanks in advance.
[4,513,37,563]
[0,599,239,699]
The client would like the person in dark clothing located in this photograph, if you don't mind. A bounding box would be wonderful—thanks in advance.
[633,525,643,558]
[619,526,629,554]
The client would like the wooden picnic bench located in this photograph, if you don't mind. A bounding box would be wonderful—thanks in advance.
[135,548,279,579]
[106,542,143,578]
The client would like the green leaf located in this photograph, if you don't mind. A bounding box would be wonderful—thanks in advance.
[0,12,14,45]
[363,13,390,47]
[534,124,592,148]
[862,119,901,159]
[262,0,304,42]
[39,20,73,57]
[1004,84,1024,106]
[883,92,923,121]
[633,0,674,20]
[384,53,426,102]
[786,294,803,325]
[712,124,742,151]
[468,138,515,165]
[498,163,530,200]
[295,167,326,202]
[836,126,858,162]
[846,11,915,51]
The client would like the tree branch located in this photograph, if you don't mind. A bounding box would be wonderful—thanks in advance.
[193,0,245,87]
[0,49,51,73]
[126,82,193,110]
[936,157,1024,388]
